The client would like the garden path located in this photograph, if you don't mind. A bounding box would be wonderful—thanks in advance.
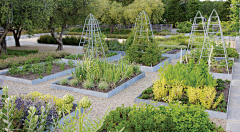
[226,37,240,131]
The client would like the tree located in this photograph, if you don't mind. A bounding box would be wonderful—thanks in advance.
[48,0,90,51]
[186,0,200,22]
[123,0,165,24]
[165,0,184,27]
[93,0,124,34]
[218,0,231,21]
[0,0,51,47]
[230,0,240,33]
[109,0,134,6]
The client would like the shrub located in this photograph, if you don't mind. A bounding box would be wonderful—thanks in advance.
[37,35,85,46]
[98,81,109,90]
[100,103,225,132]
[68,78,79,86]
[59,78,68,85]
[176,21,192,33]
[82,80,94,89]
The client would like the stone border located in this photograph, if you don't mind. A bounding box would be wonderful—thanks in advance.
[0,87,2,95]
[48,103,83,131]
[135,81,232,119]
[0,67,75,85]
[50,72,145,98]
[210,57,234,80]
[140,57,171,72]
[161,49,186,59]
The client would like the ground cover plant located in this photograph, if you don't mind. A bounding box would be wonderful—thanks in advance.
[0,49,39,59]
[0,86,75,131]
[0,51,70,70]
[138,60,230,112]
[5,57,74,79]
[58,57,141,92]
[100,103,225,132]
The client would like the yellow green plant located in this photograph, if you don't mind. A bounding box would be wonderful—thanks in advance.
[186,86,200,104]
[198,86,216,110]
[212,93,224,109]
[152,78,169,101]
[166,82,184,103]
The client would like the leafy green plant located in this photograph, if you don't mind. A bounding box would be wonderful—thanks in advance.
[60,62,66,71]
[59,78,69,85]
[69,78,79,86]
[100,103,225,132]
[82,80,94,89]
[98,81,109,90]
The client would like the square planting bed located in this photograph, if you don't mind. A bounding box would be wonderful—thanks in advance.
[140,57,171,72]
[50,72,145,98]
[0,66,75,85]
[161,49,186,59]
[135,81,232,120]
[210,58,234,80]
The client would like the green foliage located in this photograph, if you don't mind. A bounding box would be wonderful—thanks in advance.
[158,59,216,88]
[100,103,225,132]
[126,12,161,66]
[98,81,109,90]
[106,52,118,57]
[106,40,127,51]
[37,35,85,46]
[65,54,84,60]
[72,57,140,89]
[176,21,192,33]
[68,78,79,86]
[59,78,69,85]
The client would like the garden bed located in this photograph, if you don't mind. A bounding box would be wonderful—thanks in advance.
[0,61,75,85]
[210,58,234,80]
[50,72,145,98]
[140,57,171,72]
[135,79,231,119]
[161,49,186,59]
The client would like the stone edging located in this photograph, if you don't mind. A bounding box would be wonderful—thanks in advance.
[0,68,75,85]
[50,72,145,98]
[140,57,171,72]
[135,81,232,119]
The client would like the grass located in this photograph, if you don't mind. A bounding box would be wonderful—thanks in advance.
[0,49,39,59]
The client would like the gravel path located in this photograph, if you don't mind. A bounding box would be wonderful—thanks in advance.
[1,46,227,130]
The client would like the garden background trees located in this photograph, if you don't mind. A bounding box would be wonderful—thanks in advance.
[48,0,91,51]
[0,0,50,47]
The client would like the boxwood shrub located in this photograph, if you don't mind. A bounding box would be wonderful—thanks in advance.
[100,103,225,132]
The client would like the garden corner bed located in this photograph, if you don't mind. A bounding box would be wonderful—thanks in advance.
[161,49,187,59]
[0,59,75,85]
[50,72,145,98]
[140,57,171,72]
[135,79,232,120]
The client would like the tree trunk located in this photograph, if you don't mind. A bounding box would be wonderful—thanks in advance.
[0,27,9,56]
[12,28,22,47]
[109,24,116,34]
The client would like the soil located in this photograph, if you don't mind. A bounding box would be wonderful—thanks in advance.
[210,67,232,74]
[138,80,230,112]
[4,64,73,80]
[58,73,141,93]
[165,49,181,54]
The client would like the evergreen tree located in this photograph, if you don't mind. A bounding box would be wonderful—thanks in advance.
[186,0,200,22]
[166,0,184,27]
[218,0,231,21]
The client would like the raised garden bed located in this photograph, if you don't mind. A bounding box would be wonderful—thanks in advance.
[210,58,234,80]
[51,72,145,98]
[135,79,231,119]
[51,58,144,98]
[140,57,171,72]
[161,49,186,59]
[0,60,75,85]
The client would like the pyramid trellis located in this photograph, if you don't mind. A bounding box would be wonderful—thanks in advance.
[200,9,229,73]
[75,13,105,59]
[132,11,155,53]
[187,11,207,51]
